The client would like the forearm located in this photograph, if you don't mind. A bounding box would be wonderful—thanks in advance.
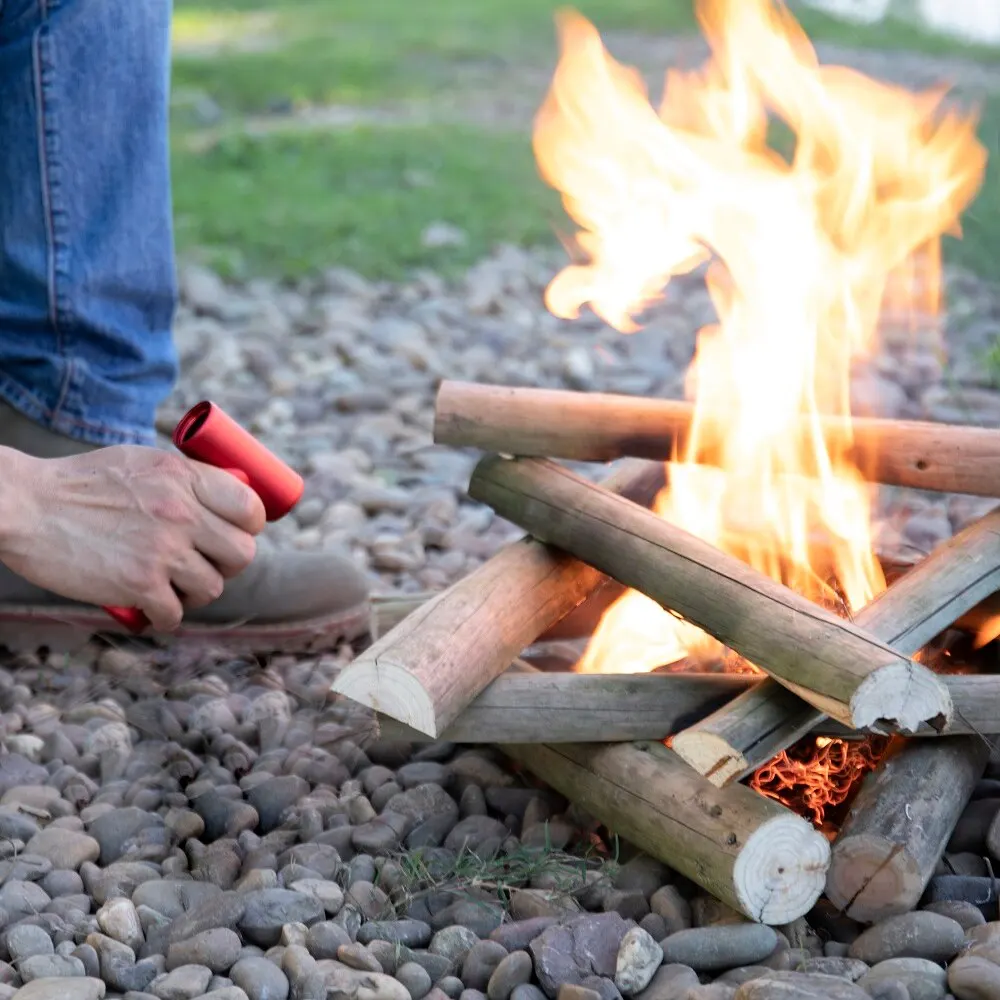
[0,446,39,561]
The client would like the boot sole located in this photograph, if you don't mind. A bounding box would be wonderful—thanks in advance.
[0,601,372,655]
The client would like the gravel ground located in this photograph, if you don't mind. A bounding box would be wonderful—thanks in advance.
[0,248,999,1000]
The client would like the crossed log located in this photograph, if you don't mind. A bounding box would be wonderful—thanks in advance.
[333,384,1000,926]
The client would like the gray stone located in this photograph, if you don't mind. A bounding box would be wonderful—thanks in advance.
[429,926,481,967]
[6,925,54,961]
[921,900,985,930]
[167,891,246,945]
[288,878,344,916]
[799,957,868,981]
[305,920,351,958]
[17,955,86,982]
[97,897,144,952]
[88,807,163,865]
[396,960,433,1000]
[444,817,508,854]
[461,942,509,992]
[948,954,1000,1000]
[634,963,698,1000]
[733,971,868,999]
[529,914,630,995]
[338,942,384,973]
[24,829,100,871]
[660,926,778,973]
[150,964,214,1000]
[166,928,242,974]
[649,887,691,936]
[489,920,558,954]
[237,890,323,948]
[359,920,433,948]
[486,950,533,1000]
[848,912,964,964]
[230,956,291,1000]
[11,978,106,1000]
[857,958,948,1000]
[245,776,310,833]
[0,882,50,924]
[614,927,661,996]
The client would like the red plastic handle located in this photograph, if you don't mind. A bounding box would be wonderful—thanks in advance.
[101,401,302,635]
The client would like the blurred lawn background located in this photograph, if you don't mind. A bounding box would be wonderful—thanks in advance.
[169,0,1000,281]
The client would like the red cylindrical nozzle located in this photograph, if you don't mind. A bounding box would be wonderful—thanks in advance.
[102,401,303,633]
[173,401,304,520]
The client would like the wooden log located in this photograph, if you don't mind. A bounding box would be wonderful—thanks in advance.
[501,740,830,924]
[331,460,664,737]
[376,669,755,743]
[436,380,1000,498]
[825,737,989,922]
[672,505,1000,783]
[468,456,952,734]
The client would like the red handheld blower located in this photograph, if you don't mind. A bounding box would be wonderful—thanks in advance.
[103,401,305,634]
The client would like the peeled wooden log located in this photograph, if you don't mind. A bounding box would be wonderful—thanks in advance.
[436,381,1000,498]
[825,737,989,922]
[331,460,663,737]
[672,505,1000,784]
[502,740,830,924]
[376,669,755,743]
[469,456,952,734]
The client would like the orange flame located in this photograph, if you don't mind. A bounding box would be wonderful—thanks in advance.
[750,735,889,832]
[533,0,985,676]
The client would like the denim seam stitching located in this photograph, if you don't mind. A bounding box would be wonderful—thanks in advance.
[33,0,74,418]
[32,4,57,343]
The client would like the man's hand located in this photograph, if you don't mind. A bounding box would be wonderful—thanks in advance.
[0,445,266,631]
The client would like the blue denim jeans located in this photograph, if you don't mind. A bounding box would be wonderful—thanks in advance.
[0,0,179,446]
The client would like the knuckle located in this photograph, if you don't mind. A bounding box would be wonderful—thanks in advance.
[149,495,198,527]
[238,534,257,568]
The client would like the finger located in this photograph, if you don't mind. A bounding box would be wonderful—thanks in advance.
[192,509,257,579]
[140,584,185,632]
[190,463,266,535]
[169,550,226,610]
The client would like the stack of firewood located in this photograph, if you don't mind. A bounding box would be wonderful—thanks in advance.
[333,380,1000,927]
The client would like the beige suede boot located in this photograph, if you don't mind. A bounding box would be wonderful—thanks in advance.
[0,402,371,652]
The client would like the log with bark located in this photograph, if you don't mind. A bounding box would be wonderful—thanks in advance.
[437,380,1000,499]
[825,736,989,922]
[502,740,831,924]
[375,666,755,743]
[671,505,1000,784]
[468,456,953,734]
[331,459,664,737]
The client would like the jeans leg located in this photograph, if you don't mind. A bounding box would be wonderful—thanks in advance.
[0,0,179,446]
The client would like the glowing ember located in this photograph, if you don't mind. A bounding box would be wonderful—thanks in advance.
[750,735,890,834]
[532,0,985,678]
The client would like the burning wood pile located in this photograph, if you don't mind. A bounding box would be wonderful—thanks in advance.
[335,0,1000,928]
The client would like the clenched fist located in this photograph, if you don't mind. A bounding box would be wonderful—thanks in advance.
[0,445,266,631]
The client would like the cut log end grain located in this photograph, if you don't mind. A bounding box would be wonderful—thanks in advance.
[503,740,830,926]
[668,731,748,787]
[334,656,439,736]
[735,814,832,925]
[848,661,952,734]
[824,833,925,922]
[824,736,988,924]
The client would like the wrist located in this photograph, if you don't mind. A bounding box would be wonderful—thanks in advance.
[0,446,40,559]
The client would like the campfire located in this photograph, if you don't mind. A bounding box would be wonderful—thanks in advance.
[334,0,1000,927]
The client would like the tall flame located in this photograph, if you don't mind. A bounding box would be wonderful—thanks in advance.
[533,0,986,675]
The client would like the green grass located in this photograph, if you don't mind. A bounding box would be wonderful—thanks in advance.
[170,0,1000,281]
[171,125,564,280]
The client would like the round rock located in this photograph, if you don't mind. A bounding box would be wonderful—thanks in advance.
[167,928,242,974]
[848,912,964,965]
[230,955,291,1000]
[660,925,778,972]
[858,957,949,1000]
